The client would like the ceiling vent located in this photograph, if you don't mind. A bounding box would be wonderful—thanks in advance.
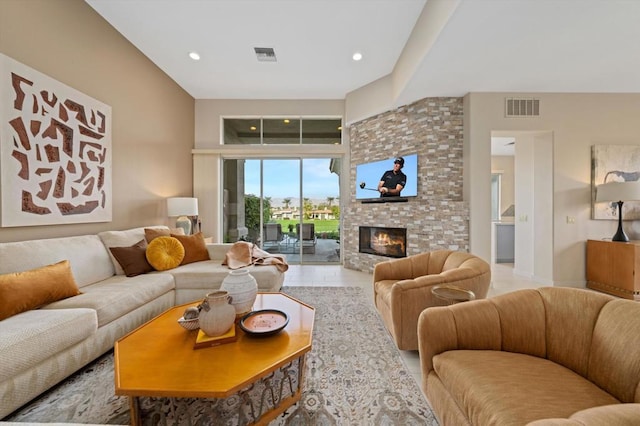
[254,47,277,62]
[505,97,540,118]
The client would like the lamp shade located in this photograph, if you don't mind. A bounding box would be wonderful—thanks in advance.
[167,197,198,217]
[596,181,640,203]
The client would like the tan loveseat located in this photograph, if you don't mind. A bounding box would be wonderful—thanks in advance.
[418,287,640,425]
[373,250,491,350]
[0,226,285,419]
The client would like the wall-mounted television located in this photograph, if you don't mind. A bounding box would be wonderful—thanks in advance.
[355,154,418,201]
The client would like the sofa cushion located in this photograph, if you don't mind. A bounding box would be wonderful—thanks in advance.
[0,234,114,287]
[43,273,175,327]
[206,243,235,260]
[171,260,283,292]
[99,226,168,275]
[0,308,97,381]
[434,350,619,425]
[587,299,640,402]
[146,236,185,271]
[526,404,640,425]
[171,232,210,265]
[109,239,154,277]
[0,260,81,321]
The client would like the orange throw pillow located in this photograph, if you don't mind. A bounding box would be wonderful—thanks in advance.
[144,227,185,243]
[171,232,210,265]
[0,260,81,321]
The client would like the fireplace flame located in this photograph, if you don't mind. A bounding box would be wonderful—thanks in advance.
[371,231,405,256]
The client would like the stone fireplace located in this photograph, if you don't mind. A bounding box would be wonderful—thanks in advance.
[344,96,468,273]
[359,226,406,258]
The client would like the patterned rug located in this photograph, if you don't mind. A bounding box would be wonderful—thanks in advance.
[5,286,438,425]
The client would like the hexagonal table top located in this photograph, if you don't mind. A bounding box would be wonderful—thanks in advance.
[115,292,315,398]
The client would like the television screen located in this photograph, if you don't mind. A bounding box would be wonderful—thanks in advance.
[355,154,418,200]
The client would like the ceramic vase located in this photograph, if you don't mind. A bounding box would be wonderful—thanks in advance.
[198,291,235,337]
[220,269,258,317]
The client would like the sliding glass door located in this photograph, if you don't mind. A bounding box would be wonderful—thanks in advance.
[222,157,340,265]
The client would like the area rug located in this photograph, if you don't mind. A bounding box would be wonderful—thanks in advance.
[5,286,438,425]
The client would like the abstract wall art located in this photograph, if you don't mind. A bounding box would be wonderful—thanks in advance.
[591,144,640,220]
[0,53,111,227]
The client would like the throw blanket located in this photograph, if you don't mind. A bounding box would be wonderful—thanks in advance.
[223,241,289,272]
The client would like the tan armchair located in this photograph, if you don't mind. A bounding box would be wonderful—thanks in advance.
[418,287,640,425]
[373,250,491,350]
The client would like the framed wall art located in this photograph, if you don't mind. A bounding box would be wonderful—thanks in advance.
[0,53,112,227]
[591,144,640,220]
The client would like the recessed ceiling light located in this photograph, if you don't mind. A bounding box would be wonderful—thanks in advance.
[283,119,290,124]
[250,126,257,131]
[338,126,342,130]
[352,52,363,61]
[189,52,200,61]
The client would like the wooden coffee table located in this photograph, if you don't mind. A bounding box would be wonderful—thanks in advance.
[114,292,315,425]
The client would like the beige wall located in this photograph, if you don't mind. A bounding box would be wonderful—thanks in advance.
[467,92,640,286]
[0,0,194,243]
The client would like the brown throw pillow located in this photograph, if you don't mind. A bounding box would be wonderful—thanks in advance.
[0,260,81,321]
[145,227,185,243]
[170,232,210,265]
[109,239,154,277]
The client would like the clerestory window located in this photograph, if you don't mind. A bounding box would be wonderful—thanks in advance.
[223,117,342,145]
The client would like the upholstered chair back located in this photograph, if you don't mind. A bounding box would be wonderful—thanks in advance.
[419,287,640,403]
[373,249,491,350]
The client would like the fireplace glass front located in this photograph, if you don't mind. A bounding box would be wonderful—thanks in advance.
[359,226,407,258]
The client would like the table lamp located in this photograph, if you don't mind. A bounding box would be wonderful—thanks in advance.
[595,181,640,242]
[167,197,198,235]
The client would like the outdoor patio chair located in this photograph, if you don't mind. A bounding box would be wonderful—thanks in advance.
[263,223,284,251]
[296,223,317,254]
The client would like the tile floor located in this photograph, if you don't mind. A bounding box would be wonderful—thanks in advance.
[282,262,545,397]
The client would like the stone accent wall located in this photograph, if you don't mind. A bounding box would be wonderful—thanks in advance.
[344,97,469,272]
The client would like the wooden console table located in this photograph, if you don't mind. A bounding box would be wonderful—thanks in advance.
[586,239,640,301]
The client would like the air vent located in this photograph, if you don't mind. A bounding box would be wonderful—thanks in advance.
[254,47,277,62]
[505,97,540,117]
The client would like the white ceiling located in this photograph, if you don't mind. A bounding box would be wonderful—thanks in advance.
[85,0,640,106]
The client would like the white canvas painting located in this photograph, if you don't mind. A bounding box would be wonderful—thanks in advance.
[0,53,112,227]
[592,144,640,220]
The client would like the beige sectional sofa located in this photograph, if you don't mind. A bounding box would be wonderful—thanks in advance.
[418,287,640,425]
[0,226,285,419]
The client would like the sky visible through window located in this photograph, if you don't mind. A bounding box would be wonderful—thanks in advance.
[244,158,339,205]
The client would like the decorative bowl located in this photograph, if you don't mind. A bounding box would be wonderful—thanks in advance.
[239,309,289,337]
[177,316,199,331]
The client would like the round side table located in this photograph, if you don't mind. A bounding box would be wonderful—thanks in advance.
[431,284,476,306]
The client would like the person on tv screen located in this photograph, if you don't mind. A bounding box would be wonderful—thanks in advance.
[378,157,406,197]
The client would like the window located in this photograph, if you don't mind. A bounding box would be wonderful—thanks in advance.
[223,118,342,145]
[223,157,340,265]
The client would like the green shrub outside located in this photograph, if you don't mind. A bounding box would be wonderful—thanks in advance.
[271,219,340,239]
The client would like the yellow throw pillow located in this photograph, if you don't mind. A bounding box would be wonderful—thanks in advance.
[170,232,210,265]
[0,260,81,321]
[146,236,185,271]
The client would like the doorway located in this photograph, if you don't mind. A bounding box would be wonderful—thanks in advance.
[222,157,340,265]
[490,131,553,283]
